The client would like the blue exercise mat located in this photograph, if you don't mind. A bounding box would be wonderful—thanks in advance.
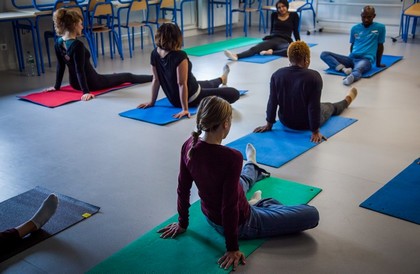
[325,55,403,77]
[239,43,317,64]
[120,90,248,125]
[360,158,420,225]
[226,116,357,168]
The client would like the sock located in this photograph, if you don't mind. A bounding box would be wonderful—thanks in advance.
[346,87,358,105]
[343,74,355,86]
[335,64,344,71]
[246,143,257,164]
[249,190,262,206]
[342,67,353,75]
[221,64,230,86]
[30,194,59,229]
[224,50,238,61]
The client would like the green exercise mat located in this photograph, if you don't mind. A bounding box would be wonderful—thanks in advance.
[184,37,262,56]
[88,177,321,274]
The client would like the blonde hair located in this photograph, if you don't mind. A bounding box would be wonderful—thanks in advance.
[287,41,310,64]
[155,23,183,51]
[53,8,83,36]
[188,96,232,158]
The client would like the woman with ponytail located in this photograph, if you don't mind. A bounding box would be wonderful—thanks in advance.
[158,96,319,271]
[48,8,152,101]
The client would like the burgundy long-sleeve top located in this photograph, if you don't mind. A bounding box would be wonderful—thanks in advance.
[177,137,251,251]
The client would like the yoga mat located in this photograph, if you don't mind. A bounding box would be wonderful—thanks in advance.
[88,177,321,274]
[360,158,420,225]
[18,83,134,108]
[0,186,100,262]
[119,90,248,125]
[184,37,262,56]
[226,116,357,168]
[238,43,317,64]
[325,55,403,78]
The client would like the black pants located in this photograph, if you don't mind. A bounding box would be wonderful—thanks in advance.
[237,37,290,59]
[190,77,240,107]
[0,229,21,251]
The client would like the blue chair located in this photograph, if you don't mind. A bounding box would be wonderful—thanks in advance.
[208,0,232,36]
[156,0,177,26]
[117,0,155,58]
[401,0,420,42]
[87,2,124,66]
[175,0,196,38]
[288,0,315,33]
[231,0,266,37]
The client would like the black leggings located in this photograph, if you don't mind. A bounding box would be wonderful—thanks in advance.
[0,229,21,251]
[237,37,290,59]
[89,73,153,91]
[190,77,240,107]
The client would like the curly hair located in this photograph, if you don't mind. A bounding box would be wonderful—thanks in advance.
[188,96,232,158]
[53,8,83,36]
[155,23,183,51]
[287,41,310,64]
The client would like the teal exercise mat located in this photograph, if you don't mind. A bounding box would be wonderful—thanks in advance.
[18,83,135,108]
[325,55,403,77]
[238,43,317,64]
[184,37,262,56]
[119,90,248,125]
[226,116,357,168]
[88,177,321,274]
[360,158,420,225]
[0,186,100,262]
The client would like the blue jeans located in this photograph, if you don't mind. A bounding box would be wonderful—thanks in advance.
[207,163,319,239]
[320,51,372,81]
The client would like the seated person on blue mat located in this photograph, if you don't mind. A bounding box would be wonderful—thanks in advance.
[254,41,358,143]
[320,5,386,86]
[138,23,240,119]
[224,0,300,61]
[0,194,58,252]
[46,9,153,101]
[158,96,319,271]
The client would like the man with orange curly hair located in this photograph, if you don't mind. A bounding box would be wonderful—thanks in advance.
[254,41,358,143]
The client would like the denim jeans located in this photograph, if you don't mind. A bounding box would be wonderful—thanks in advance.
[207,163,319,239]
[320,51,372,81]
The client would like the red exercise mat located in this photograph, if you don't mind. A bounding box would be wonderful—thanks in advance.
[18,83,134,108]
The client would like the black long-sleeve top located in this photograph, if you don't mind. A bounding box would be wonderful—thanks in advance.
[54,38,95,94]
[269,11,301,43]
[266,66,323,132]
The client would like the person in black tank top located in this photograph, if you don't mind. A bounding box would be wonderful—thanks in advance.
[137,23,240,119]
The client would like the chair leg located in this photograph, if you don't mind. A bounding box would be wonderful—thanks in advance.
[44,31,52,68]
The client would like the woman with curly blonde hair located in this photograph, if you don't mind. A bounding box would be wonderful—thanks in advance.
[48,8,152,101]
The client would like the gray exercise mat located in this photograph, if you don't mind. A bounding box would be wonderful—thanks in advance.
[0,186,100,262]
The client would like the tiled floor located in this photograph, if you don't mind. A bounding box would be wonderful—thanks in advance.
[0,26,419,274]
